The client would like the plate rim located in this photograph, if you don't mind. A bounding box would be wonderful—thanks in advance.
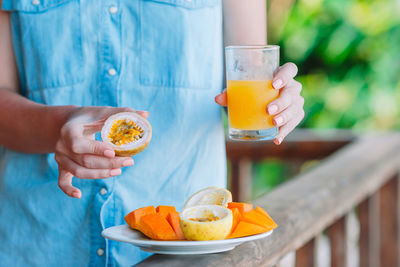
[102,224,273,246]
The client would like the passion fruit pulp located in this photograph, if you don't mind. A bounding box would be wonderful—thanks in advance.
[180,205,233,241]
[101,112,152,156]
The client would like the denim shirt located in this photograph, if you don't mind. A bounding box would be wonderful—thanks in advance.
[0,0,225,265]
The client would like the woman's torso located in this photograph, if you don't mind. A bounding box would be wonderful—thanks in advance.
[0,0,225,265]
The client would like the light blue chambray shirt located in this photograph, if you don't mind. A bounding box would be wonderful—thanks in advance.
[0,0,226,265]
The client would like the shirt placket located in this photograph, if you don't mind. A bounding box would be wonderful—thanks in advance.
[98,0,122,107]
[91,0,121,266]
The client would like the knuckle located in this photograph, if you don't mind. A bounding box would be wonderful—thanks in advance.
[110,160,119,169]
[54,154,61,164]
[82,156,93,169]
[281,95,291,108]
[73,168,84,178]
[294,80,303,91]
[299,96,305,106]
[287,62,298,74]
[100,170,110,179]
[55,141,62,153]
[60,125,69,137]
[89,142,100,155]
[70,141,81,154]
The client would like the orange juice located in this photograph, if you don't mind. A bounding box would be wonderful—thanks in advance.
[227,80,279,130]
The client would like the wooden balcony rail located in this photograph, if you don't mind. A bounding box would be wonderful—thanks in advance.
[137,132,400,267]
[227,129,356,201]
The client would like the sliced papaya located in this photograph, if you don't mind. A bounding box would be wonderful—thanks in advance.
[254,206,278,228]
[242,210,277,231]
[166,211,185,240]
[125,206,156,230]
[156,205,177,219]
[227,202,253,215]
[229,208,242,235]
[228,221,267,239]
[140,213,178,240]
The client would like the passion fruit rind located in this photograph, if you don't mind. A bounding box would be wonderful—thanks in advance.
[180,205,233,241]
[183,187,232,209]
[101,112,152,156]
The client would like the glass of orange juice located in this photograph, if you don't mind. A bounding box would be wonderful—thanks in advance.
[225,45,280,141]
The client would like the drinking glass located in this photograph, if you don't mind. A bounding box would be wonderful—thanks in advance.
[225,45,280,141]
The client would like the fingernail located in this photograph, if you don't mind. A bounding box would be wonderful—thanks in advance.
[274,137,283,145]
[72,191,81,198]
[273,79,282,89]
[104,150,115,158]
[268,105,278,115]
[122,159,134,167]
[110,169,122,176]
[274,116,283,126]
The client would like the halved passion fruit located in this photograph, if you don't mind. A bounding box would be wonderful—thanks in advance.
[101,112,152,156]
[180,205,233,241]
[183,187,232,209]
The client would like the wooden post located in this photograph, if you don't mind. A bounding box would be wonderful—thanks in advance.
[295,238,315,267]
[327,217,346,267]
[229,159,252,202]
[358,193,380,267]
[379,175,399,267]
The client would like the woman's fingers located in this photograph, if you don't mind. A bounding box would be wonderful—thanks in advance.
[272,62,298,90]
[56,137,132,169]
[77,155,134,169]
[274,108,305,145]
[70,139,115,158]
[272,103,303,127]
[268,80,303,115]
[55,153,121,179]
[215,90,227,106]
[137,110,150,119]
[58,168,81,198]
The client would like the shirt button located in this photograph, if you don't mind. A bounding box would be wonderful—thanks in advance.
[32,0,40,5]
[97,248,104,257]
[109,6,118,14]
[108,68,117,76]
[100,188,108,196]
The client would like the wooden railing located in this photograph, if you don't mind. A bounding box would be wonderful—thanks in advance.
[138,130,400,267]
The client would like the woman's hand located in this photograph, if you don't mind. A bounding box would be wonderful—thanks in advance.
[215,63,304,145]
[55,106,149,198]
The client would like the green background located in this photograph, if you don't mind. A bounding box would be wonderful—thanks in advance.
[250,0,400,199]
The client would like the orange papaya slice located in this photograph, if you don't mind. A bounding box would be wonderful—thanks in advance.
[156,205,177,219]
[254,206,278,228]
[227,202,253,215]
[229,208,242,236]
[228,221,267,239]
[140,213,178,240]
[125,206,156,230]
[242,210,277,231]
[166,211,185,240]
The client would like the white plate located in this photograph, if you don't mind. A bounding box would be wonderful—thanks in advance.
[102,225,273,255]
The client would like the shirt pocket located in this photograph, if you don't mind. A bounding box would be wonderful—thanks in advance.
[140,0,221,90]
[3,0,83,91]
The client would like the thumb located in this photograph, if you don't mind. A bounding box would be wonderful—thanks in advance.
[215,90,227,106]
[136,110,150,119]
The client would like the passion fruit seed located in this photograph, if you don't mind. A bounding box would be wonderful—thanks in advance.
[189,215,220,222]
[101,112,152,157]
[108,119,144,146]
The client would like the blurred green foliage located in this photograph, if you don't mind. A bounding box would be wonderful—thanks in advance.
[251,0,400,198]
[273,0,400,130]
